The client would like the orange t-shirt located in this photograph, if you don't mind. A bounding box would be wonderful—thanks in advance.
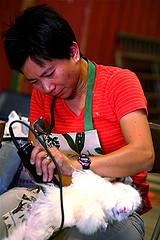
[29,62,152,214]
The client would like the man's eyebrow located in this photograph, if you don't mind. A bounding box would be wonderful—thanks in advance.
[40,66,53,78]
[25,66,54,81]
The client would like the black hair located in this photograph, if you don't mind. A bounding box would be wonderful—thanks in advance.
[2,5,82,72]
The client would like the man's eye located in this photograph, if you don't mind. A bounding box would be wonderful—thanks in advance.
[31,80,38,84]
[46,70,55,78]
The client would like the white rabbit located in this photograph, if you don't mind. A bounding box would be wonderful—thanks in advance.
[3,170,141,240]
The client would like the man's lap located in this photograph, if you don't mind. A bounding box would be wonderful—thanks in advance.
[0,188,145,240]
[53,212,144,240]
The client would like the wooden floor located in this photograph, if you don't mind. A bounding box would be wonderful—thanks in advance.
[143,173,160,240]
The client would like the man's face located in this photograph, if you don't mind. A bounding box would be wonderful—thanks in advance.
[21,55,80,99]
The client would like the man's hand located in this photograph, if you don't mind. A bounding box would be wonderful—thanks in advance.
[30,146,74,182]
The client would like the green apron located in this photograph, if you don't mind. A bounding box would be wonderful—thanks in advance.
[35,60,103,159]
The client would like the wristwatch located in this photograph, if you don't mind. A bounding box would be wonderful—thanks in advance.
[77,154,91,170]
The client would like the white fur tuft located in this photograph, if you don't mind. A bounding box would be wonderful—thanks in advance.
[3,170,141,240]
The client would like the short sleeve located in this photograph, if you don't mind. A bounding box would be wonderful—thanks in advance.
[108,68,148,121]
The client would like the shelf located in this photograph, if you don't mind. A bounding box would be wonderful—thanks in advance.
[115,51,160,63]
[145,92,160,99]
[136,73,160,81]
[115,32,160,123]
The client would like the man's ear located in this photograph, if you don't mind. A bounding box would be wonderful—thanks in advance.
[70,42,80,63]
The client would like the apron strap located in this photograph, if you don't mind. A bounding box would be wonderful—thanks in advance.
[84,60,96,131]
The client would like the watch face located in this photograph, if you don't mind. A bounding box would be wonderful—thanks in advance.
[78,155,91,169]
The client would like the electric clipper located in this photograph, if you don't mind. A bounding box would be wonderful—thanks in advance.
[17,142,60,186]
[9,121,60,187]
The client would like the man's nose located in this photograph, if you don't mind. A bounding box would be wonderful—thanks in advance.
[42,80,55,94]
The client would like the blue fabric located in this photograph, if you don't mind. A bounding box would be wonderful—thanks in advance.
[0,142,21,194]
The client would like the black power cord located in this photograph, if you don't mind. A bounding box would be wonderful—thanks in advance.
[9,120,64,239]
[33,96,55,133]
[42,96,55,132]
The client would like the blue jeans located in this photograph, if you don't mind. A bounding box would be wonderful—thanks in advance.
[53,212,145,240]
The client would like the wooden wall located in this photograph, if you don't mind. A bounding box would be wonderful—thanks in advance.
[86,0,160,65]
[0,0,160,95]
[0,0,22,93]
